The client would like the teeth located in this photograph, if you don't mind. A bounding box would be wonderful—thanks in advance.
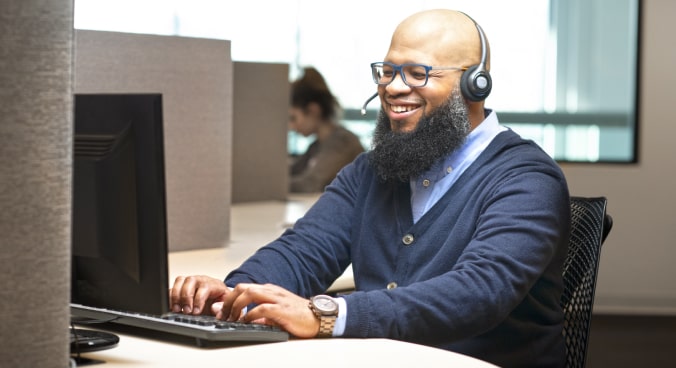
[391,105,416,113]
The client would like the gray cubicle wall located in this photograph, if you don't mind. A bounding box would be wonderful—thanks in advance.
[232,62,290,203]
[0,0,72,366]
[74,30,233,251]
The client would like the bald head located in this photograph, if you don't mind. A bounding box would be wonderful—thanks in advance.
[388,9,489,70]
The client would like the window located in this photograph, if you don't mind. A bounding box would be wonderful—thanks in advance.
[75,0,640,162]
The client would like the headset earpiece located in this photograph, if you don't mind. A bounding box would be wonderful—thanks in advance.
[461,64,492,102]
[459,13,492,102]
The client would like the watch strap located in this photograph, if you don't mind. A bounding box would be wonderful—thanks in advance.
[317,314,336,338]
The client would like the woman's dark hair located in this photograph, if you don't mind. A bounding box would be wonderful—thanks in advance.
[290,67,340,121]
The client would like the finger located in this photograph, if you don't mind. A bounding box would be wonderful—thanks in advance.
[240,303,277,324]
[211,301,224,317]
[226,284,286,322]
[191,282,211,315]
[170,276,187,313]
[247,316,277,327]
[236,286,319,338]
[223,284,246,321]
[239,290,292,325]
[178,276,200,314]
[224,283,258,321]
[193,278,227,315]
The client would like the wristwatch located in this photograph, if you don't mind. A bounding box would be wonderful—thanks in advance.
[309,295,339,338]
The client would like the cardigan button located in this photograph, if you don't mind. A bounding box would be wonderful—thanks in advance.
[387,282,398,289]
[402,234,414,245]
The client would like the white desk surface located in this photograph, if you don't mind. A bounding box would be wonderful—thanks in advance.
[78,194,497,367]
[80,335,498,367]
[167,194,318,279]
[168,194,354,292]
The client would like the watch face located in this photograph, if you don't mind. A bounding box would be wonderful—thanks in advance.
[312,295,338,314]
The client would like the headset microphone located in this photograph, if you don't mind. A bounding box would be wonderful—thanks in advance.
[360,92,379,116]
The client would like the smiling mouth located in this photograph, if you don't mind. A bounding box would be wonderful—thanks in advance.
[389,104,420,113]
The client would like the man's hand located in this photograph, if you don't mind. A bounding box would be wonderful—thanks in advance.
[170,275,229,315]
[219,283,321,339]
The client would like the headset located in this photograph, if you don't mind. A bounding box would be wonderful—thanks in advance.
[459,13,492,102]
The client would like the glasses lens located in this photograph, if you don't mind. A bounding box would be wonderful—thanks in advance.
[372,63,393,85]
[402,65,428,87]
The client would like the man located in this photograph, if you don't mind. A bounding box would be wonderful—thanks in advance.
[171,9,570,368]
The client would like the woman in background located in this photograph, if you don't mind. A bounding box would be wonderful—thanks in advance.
[288,67,364,193]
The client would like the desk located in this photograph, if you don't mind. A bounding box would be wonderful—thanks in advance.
[78,195,497,367]
[79,335,498,367]
[167,194,319,278]
[168,194,354,292]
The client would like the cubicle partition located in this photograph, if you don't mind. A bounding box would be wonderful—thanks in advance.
[1,1,73,366]
[74,30,233,251]
[232,61,290,203]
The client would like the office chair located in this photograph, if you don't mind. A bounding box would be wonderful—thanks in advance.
[561,196,613,368]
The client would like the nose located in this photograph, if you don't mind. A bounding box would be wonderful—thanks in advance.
[385,71,412,95]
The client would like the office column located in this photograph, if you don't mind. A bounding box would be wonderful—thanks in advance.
[0,1,73,367]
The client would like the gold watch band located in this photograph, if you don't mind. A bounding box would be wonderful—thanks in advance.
[317,315,336,338]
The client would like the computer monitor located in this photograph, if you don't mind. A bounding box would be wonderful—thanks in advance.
[71,93,169,316]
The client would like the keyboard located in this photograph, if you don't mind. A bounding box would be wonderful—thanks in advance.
[70,303,289,346]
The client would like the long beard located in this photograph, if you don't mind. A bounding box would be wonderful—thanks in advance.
[369,90,470,183]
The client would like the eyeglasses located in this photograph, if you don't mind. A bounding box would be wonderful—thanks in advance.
[370,62,467,88]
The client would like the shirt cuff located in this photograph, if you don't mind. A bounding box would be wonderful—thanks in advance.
[332,297,347,336]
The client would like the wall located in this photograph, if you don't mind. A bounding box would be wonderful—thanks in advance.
[0,1,72,366]
[74,31,233,251]
[561,0,676,314]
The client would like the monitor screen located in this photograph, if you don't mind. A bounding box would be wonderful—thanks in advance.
[71,93,169,315]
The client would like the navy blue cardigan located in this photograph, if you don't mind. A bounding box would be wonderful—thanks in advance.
[226,129,570,367]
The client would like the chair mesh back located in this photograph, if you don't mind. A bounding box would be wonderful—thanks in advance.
[561,196,609,368]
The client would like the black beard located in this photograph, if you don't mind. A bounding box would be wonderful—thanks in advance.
[369,90,470,183]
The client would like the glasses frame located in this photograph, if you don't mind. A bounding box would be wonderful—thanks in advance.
[370,62,467,88]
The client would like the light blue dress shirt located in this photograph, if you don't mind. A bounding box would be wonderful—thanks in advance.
[333,109,506,336]
[410,109,506,223]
